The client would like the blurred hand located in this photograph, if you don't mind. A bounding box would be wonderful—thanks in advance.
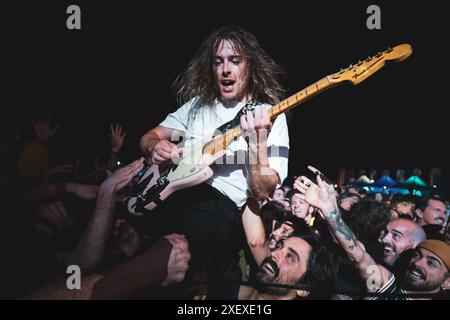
[43,164,74,182]
[101,158,145,193]
[112,219,141,258]
[34,201,69,237]
[32,113,60,143]
[66,182,100,200]
[162,233,191,287]
[110,123,126,153]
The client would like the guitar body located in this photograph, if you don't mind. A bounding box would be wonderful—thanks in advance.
[126,141,219,216]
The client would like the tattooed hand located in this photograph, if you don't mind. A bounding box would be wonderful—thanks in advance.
[293,171,337,215]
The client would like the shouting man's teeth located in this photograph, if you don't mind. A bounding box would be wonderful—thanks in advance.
[264,263,274,275]
[384,246,394,254]
[410,269,424,280]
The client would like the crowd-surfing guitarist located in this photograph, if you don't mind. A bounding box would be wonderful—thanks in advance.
[133,24,411,299]
[138,26,289,298]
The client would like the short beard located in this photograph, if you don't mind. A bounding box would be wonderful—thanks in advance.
[402,268,444,292]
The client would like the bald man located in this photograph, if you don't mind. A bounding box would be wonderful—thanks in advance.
[380,218,426,267]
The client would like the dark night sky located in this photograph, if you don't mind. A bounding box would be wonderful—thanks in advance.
[3,1,448,185]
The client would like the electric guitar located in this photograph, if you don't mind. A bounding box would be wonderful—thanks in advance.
[122,44,413,215]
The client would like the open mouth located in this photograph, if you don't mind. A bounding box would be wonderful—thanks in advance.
[220,79,235,91]
[435,218,444,225]
[262,258,279,278]
[383,244,395,255]
[407,267,425,281]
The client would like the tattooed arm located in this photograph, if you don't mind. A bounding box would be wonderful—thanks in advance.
[294,171,392,292]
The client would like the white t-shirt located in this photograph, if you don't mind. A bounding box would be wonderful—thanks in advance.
[159,98,289,208]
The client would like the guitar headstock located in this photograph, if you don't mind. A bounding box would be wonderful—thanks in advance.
[329,44,412,85]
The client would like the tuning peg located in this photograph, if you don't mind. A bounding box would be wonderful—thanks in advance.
[356,60,363,66]
[386,47,393,53]
[376,51,382,58]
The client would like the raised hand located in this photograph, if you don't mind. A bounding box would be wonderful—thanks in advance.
[32,114,60,143]
[33,201,69,236]
[294,169,337,214]
[110,123,127,153]
[162,233,191,287]
[43,164,74,182]
[66,182,100,200]
[101,158,145,193]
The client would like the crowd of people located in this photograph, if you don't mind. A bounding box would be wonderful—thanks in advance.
[1,26,448,300]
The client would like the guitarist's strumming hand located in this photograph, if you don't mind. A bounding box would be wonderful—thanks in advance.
[150,140,183,165]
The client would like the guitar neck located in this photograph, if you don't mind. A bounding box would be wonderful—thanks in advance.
[202,76,339,155]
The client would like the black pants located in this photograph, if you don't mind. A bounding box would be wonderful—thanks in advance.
[138,183,244,299]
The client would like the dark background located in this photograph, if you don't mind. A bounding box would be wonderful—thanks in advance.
[3,1,448,186]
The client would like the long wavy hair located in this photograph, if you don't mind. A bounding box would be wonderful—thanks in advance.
[172,26,285,122]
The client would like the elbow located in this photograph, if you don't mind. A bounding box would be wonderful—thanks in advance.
[248,238,265,249]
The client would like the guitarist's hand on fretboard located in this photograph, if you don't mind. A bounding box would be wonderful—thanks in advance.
[240,105,272,144]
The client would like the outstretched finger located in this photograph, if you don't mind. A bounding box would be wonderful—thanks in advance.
[317,174,324,187]
[307,165,321,176]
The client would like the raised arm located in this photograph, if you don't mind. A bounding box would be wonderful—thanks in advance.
[67,158,144,272]
[294,168,392,292]
[242,198,270,265]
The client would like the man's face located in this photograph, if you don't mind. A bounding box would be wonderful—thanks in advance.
[381,219,418,266]
[213,40,248,104]
[291,193,310,220]
[402,247,449,292]
[268,222,294,250]
[272,189,285,203]
[256,237,311,296]
[420,199,446,226]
